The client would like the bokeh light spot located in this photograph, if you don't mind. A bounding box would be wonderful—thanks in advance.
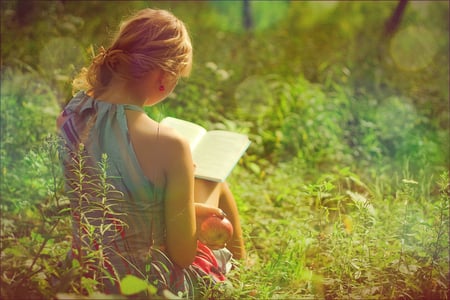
[390,26,439,71]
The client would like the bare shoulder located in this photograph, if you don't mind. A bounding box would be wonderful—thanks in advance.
[126,111,192,180]
[157,122,192,156]
[127,111,186,148]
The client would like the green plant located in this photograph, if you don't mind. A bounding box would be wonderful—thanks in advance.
[0,135,70,300]
[228,158,449,300]
[61,144,128,295]
[414,172,449,299]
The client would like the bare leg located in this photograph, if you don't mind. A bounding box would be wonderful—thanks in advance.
[218,182,246,260]
[194,178,221,206]
[194,179,246,260]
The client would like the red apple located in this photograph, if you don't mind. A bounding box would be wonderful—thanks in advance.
[198,215,234,250]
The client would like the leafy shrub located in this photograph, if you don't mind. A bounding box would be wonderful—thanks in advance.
[347,94,448,175]
[0,134,70,300]
[275,78,352,167]
[0,135,64,215]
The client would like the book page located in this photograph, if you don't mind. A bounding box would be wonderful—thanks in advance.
[193,130,250,182]
[160,117,206,150]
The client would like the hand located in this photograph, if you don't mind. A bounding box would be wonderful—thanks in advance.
[194,203,225,220]
[194,203,226,239]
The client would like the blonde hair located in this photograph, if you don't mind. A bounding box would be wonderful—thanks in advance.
[73,8,192,95]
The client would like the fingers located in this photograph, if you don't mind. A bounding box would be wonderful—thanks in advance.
[212,208,226,219]
[218,209,227,218]
[194,203,223,218]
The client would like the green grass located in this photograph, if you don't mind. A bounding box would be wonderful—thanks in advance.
[1,1,448,299]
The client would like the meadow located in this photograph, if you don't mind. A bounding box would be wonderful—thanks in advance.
[1,1,449,299]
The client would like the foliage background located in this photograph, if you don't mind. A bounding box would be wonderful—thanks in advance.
[1,1,448,299]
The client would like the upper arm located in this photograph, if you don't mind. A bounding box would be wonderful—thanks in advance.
[127,114,198,267]
[158,129,197,267]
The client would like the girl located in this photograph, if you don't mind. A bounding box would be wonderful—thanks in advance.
[57,8,245,298]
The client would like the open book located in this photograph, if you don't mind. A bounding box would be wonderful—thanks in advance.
[160,117,251,182]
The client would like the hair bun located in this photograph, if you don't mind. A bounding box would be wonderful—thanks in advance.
[98,47,125,69]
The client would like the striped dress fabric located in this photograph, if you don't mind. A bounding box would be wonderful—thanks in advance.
[57,91,231,298]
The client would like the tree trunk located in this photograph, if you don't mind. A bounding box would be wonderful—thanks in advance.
[384,0,408,38]
[243,0,253,30]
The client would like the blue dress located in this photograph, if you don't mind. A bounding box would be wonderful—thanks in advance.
[57,91,231,298]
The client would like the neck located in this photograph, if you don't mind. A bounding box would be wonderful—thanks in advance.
[92,79,146,107]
